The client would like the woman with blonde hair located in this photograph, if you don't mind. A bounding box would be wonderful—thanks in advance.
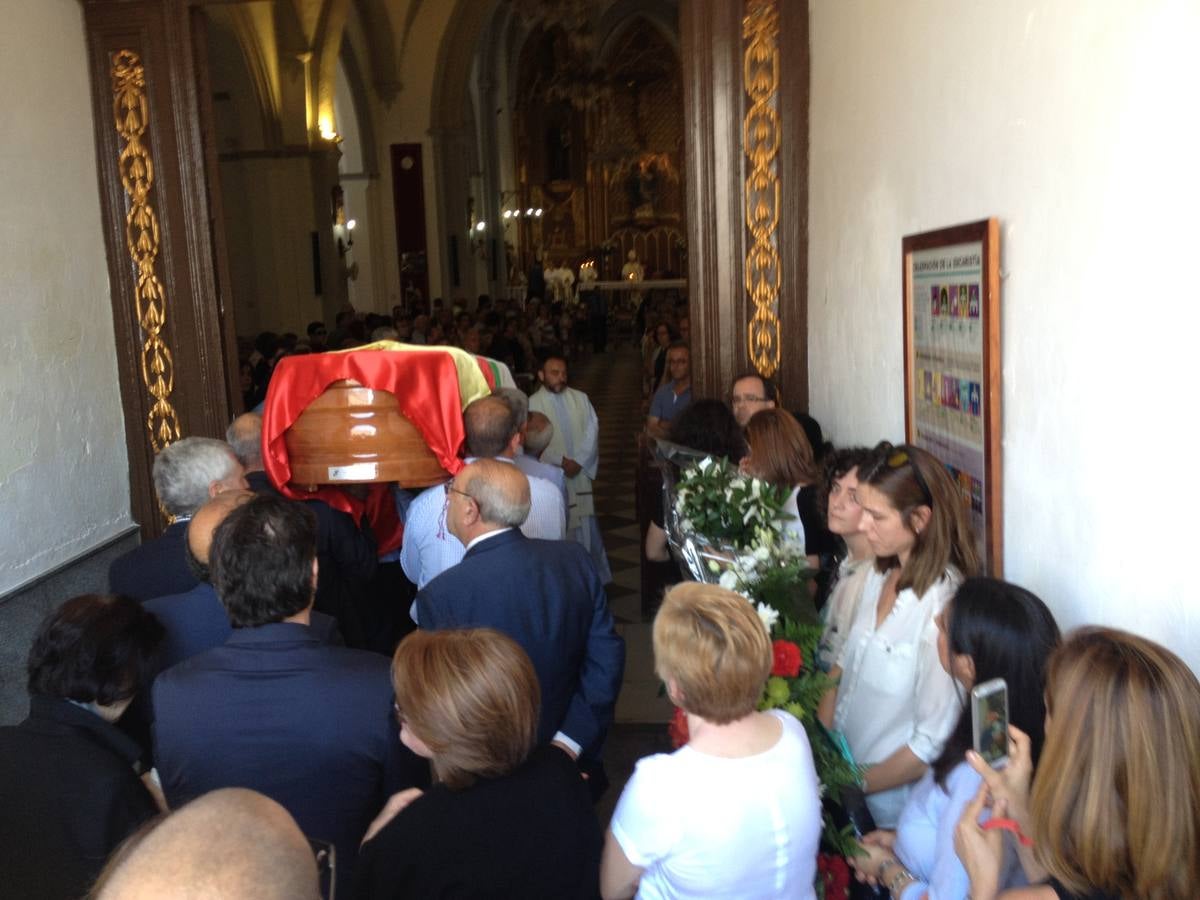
[354,628,600,899]
[600,583,822,899]
[956,627,1200,900]
[819,442,979,828]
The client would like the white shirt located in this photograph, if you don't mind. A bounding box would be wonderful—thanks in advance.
[833,566,961,828]
[610,710,821,900]
[781,486,807,552]
[816,554,872,672]
[399,458,566,590]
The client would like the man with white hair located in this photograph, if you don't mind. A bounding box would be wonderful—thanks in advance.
[108,437,247,601]
[495,387,568,504]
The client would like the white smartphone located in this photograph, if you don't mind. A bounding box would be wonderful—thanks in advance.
[970,677,1009,768]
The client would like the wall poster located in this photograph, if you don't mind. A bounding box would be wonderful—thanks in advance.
[903,219,1001,574]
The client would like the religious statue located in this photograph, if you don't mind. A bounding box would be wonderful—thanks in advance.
[545,259,576,303]
[621,249,645,282]
[621,249,645,307]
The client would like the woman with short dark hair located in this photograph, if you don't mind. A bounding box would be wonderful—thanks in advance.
[354,628,601,899]
[0,594,165,900]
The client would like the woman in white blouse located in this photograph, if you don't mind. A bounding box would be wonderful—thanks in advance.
[815,446,875,671]
[818,442,979,828]
[600,583,822,899]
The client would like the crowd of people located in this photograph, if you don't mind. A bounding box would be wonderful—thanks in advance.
[2,300,1198,899]
[237,292,655,411]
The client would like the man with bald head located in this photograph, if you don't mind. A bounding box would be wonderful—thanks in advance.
[94,788,320,900]
[417,459,624,792]
[400,394,565,589]
[496,388,569,505]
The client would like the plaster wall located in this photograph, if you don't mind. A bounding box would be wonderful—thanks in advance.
[219,155,326,336]
[0,0,132,595]
[360,0,459,305]
[807,0,1200,670]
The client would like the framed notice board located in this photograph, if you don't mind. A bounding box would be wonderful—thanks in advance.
[902,218,1001,574]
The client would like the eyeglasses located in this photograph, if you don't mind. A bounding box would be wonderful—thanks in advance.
[731,394,768,405]
[887,447,934,508]
[443,482,472,501]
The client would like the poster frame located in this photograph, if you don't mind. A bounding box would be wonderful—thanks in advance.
[902,218,1002,575]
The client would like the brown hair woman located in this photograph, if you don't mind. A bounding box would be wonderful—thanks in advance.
[354,629,601,899]
[817,442,979,829]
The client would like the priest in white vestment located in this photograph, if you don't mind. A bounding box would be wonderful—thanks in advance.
[528,353,612,584]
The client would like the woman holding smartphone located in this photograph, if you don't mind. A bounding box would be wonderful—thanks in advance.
[846,577,1061,899]
[955,627,1200,900]
[818,442,979,828]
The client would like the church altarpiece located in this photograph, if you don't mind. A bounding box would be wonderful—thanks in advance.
[511,18,687,283]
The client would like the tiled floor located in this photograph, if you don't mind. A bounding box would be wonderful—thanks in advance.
[569,342,675,822]
[569,345,674,727]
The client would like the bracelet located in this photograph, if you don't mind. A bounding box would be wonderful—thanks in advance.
[888,866,915,896]
[876,858,898,881]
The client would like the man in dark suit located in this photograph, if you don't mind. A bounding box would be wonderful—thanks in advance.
[145,490,340,671]
[153,495,426,895]
[416,459,624,788]
[227,412,378,647]
[109,437,249,601]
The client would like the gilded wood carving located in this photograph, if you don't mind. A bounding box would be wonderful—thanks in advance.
[743,0,781,377]
[111,49,182,452]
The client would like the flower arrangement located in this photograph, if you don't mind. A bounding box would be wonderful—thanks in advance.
[666,456,863,897]
[673,456,791,552]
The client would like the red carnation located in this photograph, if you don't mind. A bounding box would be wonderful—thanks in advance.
[668,706,690,748]
[771,639,803,678]
[818,853,850,900]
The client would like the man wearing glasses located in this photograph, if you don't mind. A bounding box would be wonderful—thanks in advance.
[417,459,624,799]
[729,371,778,428]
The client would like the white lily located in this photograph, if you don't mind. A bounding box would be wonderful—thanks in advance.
[755,602,780,631]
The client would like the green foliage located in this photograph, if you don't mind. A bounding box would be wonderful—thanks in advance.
[674,457,790,550]
[758,616,864,855]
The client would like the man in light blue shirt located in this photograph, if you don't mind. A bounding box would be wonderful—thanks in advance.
[646,341,692,440]
[401,395,566,591]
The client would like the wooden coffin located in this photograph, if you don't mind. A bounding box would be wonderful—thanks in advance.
[284,380,448,488]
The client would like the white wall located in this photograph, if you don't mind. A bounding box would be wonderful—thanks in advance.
[808,0,1200,671]
[0,1,131,594]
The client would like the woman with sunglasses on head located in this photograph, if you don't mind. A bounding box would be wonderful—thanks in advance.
[955,627,1200,900]
[847,578,1060,899]
[818,442,979,829]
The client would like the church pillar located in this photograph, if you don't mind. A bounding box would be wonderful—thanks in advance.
[681,0,809,408]
[81,0,239,537]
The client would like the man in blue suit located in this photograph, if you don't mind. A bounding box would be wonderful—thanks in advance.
[109,437,249,601]
[153,495,426,895]
[145,490,340,671]
[416,459,624,791]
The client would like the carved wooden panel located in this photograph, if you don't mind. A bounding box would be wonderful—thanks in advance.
[82,0,238,537]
